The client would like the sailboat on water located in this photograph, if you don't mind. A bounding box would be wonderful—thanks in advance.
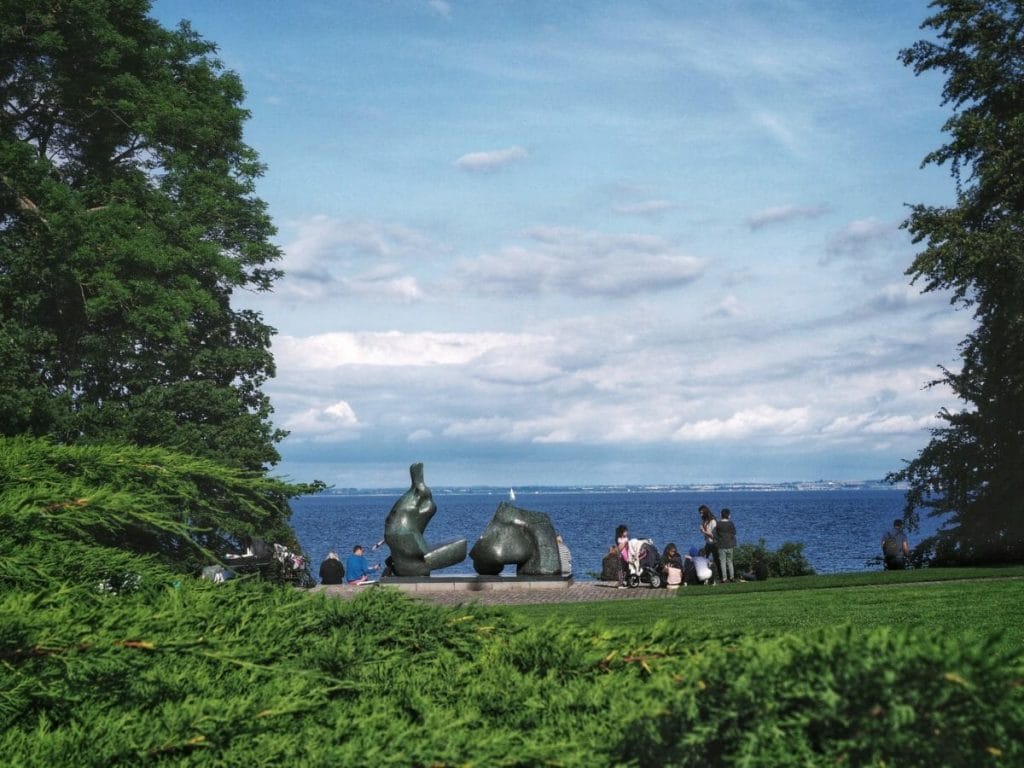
[509,488,516,501]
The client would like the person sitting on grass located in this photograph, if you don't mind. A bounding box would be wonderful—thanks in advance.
[657,542,684,589]
[345,544,380,585]
[740,549,769,582]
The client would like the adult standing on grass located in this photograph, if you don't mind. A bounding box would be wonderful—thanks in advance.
[881,519,910,570]
[699,505,720,581]
[716,509,738,582]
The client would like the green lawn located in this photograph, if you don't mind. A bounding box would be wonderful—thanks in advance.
[500,567,1024,651]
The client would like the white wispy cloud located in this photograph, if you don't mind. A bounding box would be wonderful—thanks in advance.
[428,0,451,18]
[673,406,811,442]
[748,204,831,230]
[273,331,549,370]
[456,226,704,297]
[271,216,444,301]
[824,217,902,262]
[454,146,528,172]
[283,400,361,437]
[614,199,678,217]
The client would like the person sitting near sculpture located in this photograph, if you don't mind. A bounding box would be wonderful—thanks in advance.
[318,551,345,585]
[384,463,467,577]
[345,544,379,585]
[657,542,684,588]
[556,534,572,577]
[600,545,620,581]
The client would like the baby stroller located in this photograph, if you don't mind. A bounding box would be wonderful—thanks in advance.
[626,538,662,589]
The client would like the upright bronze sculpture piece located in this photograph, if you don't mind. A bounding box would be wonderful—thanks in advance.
[384,462,467,576]
[470,501,562,576]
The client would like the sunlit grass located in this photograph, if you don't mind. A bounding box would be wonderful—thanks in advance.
[502,567,1024,651]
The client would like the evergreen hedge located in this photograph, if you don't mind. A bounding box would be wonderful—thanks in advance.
[2,437,1021,765]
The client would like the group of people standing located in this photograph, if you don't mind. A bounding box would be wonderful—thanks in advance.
[602,504,768,588]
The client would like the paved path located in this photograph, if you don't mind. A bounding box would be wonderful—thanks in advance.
[315,581,681,606]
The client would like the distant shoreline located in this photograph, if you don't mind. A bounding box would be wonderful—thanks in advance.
[306,481,907,497]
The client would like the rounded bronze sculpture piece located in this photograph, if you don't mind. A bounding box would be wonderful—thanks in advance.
[470,501,562,576]
[383,462,467,576]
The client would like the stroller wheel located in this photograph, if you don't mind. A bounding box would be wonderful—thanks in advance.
[628,574,640,588]
[648,572,662,589]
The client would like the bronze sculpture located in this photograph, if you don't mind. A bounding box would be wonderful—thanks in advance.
[470,501,562,576]
[383,462,467,576]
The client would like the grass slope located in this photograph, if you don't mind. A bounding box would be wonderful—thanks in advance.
[504,568,1024,651]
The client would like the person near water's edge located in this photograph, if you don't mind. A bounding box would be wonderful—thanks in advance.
[615,525,629,588]
[345,544,380,584]
[699,505,720,581]
[716,509,737,582]
[881,519,910,570]
[318,551,345,585]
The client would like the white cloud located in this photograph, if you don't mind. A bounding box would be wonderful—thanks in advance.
[865,283,921,313]
[673,406,811,442]
[271,216,443,301]
[711,294,744,318]
[748,204,830,230]
[824,217,902,262]
[753,111,801,154]
[823,412,935,437]
[456,226,704,297]
[273,331,548,371]
[614,199,678,217]
[284,400,361,437]
[454,146,528,172]
[428,0,451,18]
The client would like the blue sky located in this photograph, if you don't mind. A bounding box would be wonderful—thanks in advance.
[152,0,965,489]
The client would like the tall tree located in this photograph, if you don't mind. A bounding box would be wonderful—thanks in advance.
[890,0,1024,564]
[0,0,286,470]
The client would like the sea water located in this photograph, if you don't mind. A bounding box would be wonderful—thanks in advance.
[289,488,944,580]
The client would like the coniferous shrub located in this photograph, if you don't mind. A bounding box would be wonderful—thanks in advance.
[0,436,317,590]
[2,437,1020,765]
[733,538,815,578]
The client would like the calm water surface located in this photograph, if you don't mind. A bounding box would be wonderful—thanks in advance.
[289,489,941,580]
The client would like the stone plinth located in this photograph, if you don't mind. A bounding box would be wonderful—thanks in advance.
[378,575,573,593]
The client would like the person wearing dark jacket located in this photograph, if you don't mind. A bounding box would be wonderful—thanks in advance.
[318,551,345,585]
[600,546,619,581]
[716,508,738,582]
[740,550,769,582]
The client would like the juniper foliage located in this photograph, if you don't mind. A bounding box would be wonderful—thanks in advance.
[0,436,315,591]
[2,439,1021,765]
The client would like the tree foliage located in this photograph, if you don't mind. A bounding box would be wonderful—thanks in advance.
[890,0,1024,564]
[0,0,285,470]
[0,436,315,590]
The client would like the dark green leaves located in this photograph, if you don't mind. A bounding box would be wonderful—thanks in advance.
[891,0,1024,564]
[1,0,285,470]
